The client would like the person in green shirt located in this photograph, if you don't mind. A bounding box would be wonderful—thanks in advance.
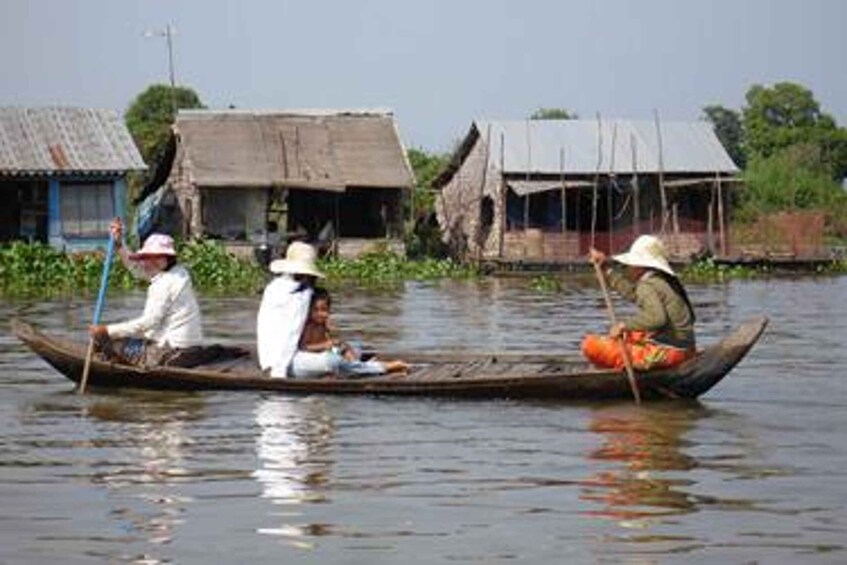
[582,235,696,370]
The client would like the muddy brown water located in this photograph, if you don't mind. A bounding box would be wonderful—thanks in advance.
[1,276,845,564]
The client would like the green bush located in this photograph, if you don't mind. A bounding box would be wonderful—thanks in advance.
[0,242,479,297]
[740,144,847,227]
[177,239,266,293]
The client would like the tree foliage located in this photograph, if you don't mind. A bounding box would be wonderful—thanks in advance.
[407,147,450,215]
[529,108,578,120]
[125,84,205,165]
[742,82,846,177]
[743,144,845,211]
[702,104,746,168]
[405,148,451,258]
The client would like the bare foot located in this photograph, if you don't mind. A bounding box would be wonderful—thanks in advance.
[384,360,409,374]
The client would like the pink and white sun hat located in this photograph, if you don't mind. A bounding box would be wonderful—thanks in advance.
[129,233,177,260]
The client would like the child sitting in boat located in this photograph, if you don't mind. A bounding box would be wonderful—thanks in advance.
[299,287,408,377]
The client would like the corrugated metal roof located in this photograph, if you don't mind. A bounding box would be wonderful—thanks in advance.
[475,118,739,176]
[174,110,414,190]
[0,107,146,175]
[507,179,594,196]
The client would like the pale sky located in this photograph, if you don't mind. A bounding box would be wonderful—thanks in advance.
[1,0,844,152]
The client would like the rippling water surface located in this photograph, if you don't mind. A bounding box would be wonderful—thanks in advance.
[1,276,845,564]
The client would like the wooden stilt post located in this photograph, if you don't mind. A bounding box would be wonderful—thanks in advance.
[591,113,603,248]
[717,173,726,256]
[560,147,566,234]
[630,133,639,240]
[653,109,668,234]
[608,122,617,252]
[498,132,506,259]
[524,119,531,231]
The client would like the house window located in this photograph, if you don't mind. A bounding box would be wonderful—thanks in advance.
[61,182,114,237]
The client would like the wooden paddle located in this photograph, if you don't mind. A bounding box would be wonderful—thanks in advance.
[591,257,642,405]
[79,237,115,395]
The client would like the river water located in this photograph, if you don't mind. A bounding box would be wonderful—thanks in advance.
[1,276,845,564]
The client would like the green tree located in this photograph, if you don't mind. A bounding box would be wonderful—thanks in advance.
[529,108,578,120]
[405,148,451,258]
[702,104,746,168]
[407,147,450,215]
[742,82,846,177]
[125,84,205,166]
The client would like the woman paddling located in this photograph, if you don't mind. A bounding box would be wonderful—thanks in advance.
[88,219,204,367]
[582,235,696,371]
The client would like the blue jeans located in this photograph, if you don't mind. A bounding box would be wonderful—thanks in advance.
[289,343,387,379]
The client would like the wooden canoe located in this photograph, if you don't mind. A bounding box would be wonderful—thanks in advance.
[11,316,767,401]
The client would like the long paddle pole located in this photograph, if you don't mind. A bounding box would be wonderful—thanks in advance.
[79,237,115,394]
[591,259,642,405]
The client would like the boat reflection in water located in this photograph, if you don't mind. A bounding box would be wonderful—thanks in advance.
[85,393,205,558]
[580,403,706,530]
[252,397,335,548]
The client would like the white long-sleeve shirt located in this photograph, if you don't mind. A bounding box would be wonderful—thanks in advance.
[256,275,312,378]
[107,264,203,348]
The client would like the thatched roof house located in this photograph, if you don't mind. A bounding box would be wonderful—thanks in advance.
[143,109,414,258]
[0,107,145,251]
[434,118,740,264]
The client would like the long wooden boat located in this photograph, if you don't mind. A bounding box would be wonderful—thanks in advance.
[12,317,767,401]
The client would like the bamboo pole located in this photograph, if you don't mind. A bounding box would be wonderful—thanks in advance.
[498,131,506,259]
[653,109,668,234]
[591,259,642,405]
[524,119,531,230]
[79,238,115,394]
[608,122,617,252]
[707,182,715,254]
[630,133,640,239]
[560,147,566,234]
[591,113,603,248]
[717,172,726,256]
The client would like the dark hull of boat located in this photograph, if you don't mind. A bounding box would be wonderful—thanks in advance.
[11,317,767,401]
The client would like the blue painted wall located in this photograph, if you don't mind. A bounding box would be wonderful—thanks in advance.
[47,175,127,253]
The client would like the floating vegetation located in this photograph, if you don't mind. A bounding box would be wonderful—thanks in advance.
[320,251,479,285]
[528,274,564,292]
[0,243,478,297]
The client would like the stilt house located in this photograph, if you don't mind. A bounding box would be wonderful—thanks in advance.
[434,119,740,264]
[141,109,414,258]
[0,107,145,251]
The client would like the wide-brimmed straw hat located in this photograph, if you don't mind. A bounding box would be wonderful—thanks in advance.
[612,235,675,276]
[269,241,325,278]
[129,233,177,260]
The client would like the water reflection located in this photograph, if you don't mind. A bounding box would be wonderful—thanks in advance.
[580,403,704,529]
[85,393,205,559]
[252,397,335,545]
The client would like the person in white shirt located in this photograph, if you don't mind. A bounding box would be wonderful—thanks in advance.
[257,241,339,378]
[89,219,204,366]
